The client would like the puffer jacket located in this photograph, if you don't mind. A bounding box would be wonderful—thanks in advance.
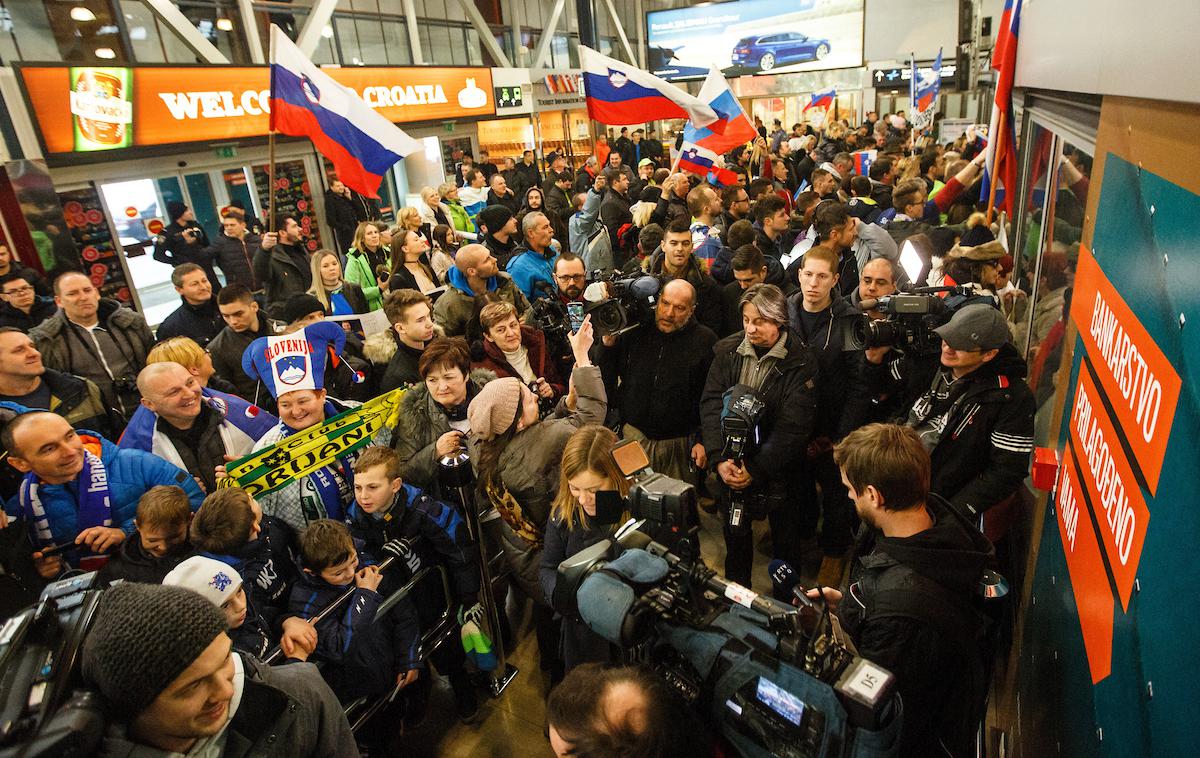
[4,433,204,558]
[97,654,359,757]
[473,365,606,599]
[207,231,263,290]
[394,369,496,493]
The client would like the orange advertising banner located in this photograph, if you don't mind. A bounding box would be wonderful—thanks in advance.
[1068,364,1150,610]
[1069,245,1180,495]
[19,65,495,156]
[1055,446,1114,685]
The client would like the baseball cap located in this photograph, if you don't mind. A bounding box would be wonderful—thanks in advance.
[638,158,655,168]
[934,303,1011,351]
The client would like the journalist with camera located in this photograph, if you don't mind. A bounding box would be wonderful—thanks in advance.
[596,278,717,481]
[701,283,817,593]
[808,423,995,757]
[152,201,221,293]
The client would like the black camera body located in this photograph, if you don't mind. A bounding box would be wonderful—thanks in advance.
[853,285,980,355]
[593,438,697,535]
[582,271,660,337]
[721,387,767,461]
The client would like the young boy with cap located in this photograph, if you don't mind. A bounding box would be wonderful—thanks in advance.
[288,519,422,702]
[82,582,356,756]
[165,554,312,662]
[96,485,194,586]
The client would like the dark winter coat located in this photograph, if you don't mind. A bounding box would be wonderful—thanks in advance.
[540,515,617,670]
[208,316,285,406]
[701,331,818,489]
[752,221,795,260]
[786,291,870,438]
[95,533,191,586]
[647,252,724,335]
[717,261,789,337]
[324,189,359,254]
[154,220,220,289]
[0,368,119,441]
[253,241,312,320]
[839,494,995,758]
[98,654,359,757]
[155,296,225,347]
[0,296,56,331]
[596,318,716,439]
[207,232,263,291]
[473,324,566,400]
[199,515,300,626]
[599,189,634,255]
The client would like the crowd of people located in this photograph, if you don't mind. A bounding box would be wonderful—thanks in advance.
[0,106,1075,757]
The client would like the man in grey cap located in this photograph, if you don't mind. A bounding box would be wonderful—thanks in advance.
[901,303,1035,518]
[83,582,358,757]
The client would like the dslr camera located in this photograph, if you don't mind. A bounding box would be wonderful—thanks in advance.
[580,271,661,337]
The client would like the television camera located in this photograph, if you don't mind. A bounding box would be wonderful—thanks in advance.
[854,284,986,355]
[580,271,661,337]
[553,441,901,757]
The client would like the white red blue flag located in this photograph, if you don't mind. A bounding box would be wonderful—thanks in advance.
[803,89,837,113]
[677,144,736,185]
[268,25,421,199]
[682,66,757,156]
[853,149,876,177]
[981,0,1022,215]
[580,46,717,127]
[911,48,942,130]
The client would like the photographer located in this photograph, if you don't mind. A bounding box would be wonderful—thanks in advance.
[153,201,220,291]
[82,582,358,757]
[808,423,994,757]
[468,317,603,684]
[701,284,817,591]
[596,279,716,480]
[540,425,626,671]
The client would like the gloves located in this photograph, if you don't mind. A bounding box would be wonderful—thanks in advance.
[457,602,485,627]
[381,538,415,562]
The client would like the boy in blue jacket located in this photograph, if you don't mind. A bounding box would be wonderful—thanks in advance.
[289,519,422,702]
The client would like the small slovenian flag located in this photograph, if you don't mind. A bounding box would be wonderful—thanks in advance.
[803,88,836,113]
[580,45,718,127]
[677,144,718,176]
[853,149,876,177]
[268,25,421,199]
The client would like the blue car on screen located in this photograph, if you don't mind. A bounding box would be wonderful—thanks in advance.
[732,32,830,72]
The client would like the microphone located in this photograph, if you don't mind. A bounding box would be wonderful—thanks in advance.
[768,558,802,597]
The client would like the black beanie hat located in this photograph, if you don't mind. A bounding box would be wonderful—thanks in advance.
[283,293,327,324]
[82,583,227,720]
[639,186,661,204]
[477,204,514,234]
[167,200,188,222]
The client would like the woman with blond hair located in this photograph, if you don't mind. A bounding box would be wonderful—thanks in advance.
[307,248,367,316]
[397,205,432,246]
[417,186,452,229]
[147,336,238,394]
[438,181,476,237]
[539,424,627,671]
[343,220,388,310]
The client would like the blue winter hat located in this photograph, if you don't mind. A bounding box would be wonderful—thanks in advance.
[242,321,346,399]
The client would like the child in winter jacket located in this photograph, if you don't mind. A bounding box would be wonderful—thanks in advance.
[96,485,193,586]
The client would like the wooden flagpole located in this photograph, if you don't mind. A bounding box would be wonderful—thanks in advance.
[267,130,277,237]
[985,109,1005,224]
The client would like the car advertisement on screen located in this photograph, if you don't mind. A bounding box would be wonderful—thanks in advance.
[647,0,864,81]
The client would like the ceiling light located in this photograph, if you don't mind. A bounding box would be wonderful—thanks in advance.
[71,7,97,23]
[216,18,234,32]
[94,47,116,59]
[321,25,333,39]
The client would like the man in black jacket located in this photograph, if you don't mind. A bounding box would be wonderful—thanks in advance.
[324,179,359,255]
[375,289,436,392]
[787,246,870,586]
[0,328,118,439]
[701,284,817,591]
[208,210,263,292]
[153,201,220,291]
[210,284,284,406]
[599,170,634,262]
[156,263,225,348]
[648,218,723,335]
[254,216,312,320]
[811,423,994,758]
[719,245,786,337]
[597,279,716,480]
[0,272,56,330]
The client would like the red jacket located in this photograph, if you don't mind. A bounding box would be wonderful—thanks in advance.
[473,324,566,399]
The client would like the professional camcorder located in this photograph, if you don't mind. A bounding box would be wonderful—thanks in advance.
[554,443,902,757]
[581,271,660,337]
[853,285,980,355]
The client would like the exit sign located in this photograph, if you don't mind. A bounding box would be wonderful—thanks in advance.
[214,145,238,159]
[494,85,524,109]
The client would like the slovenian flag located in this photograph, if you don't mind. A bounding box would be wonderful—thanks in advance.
[853,149,876,177]
[803,89,836,113]
[269,25,421,198]
[910,48,942,131]
[677,144,736,185]
[682,66,757,155]
[981,0,1023,215]
[580,46,718,127]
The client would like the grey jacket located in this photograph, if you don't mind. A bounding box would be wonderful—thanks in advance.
[568,187,612,271]
[30,300,153,376]
[394,368,496,493]
[99,654,357,758]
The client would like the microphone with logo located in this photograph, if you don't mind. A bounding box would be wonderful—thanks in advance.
[768,559,817,610]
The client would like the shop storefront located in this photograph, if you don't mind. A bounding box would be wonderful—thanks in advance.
[474,70,594,174]
[11,63,496,324]
[731,67,870,132]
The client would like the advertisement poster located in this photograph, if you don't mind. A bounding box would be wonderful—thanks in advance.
[647,0,864,81]
[69,67,133,152]
[58,185,134,305]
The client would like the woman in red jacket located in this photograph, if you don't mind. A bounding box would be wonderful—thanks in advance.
[472,300,565,402]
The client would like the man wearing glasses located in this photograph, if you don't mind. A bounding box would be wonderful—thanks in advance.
[552,255,587,305]
[0,273,56,331]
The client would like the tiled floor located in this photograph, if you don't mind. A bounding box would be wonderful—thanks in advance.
[393,506,823,756]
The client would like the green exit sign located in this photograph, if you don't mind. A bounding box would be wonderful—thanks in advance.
[214,145,238,159]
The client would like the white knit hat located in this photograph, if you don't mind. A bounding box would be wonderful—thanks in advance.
[163,555,243,607]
